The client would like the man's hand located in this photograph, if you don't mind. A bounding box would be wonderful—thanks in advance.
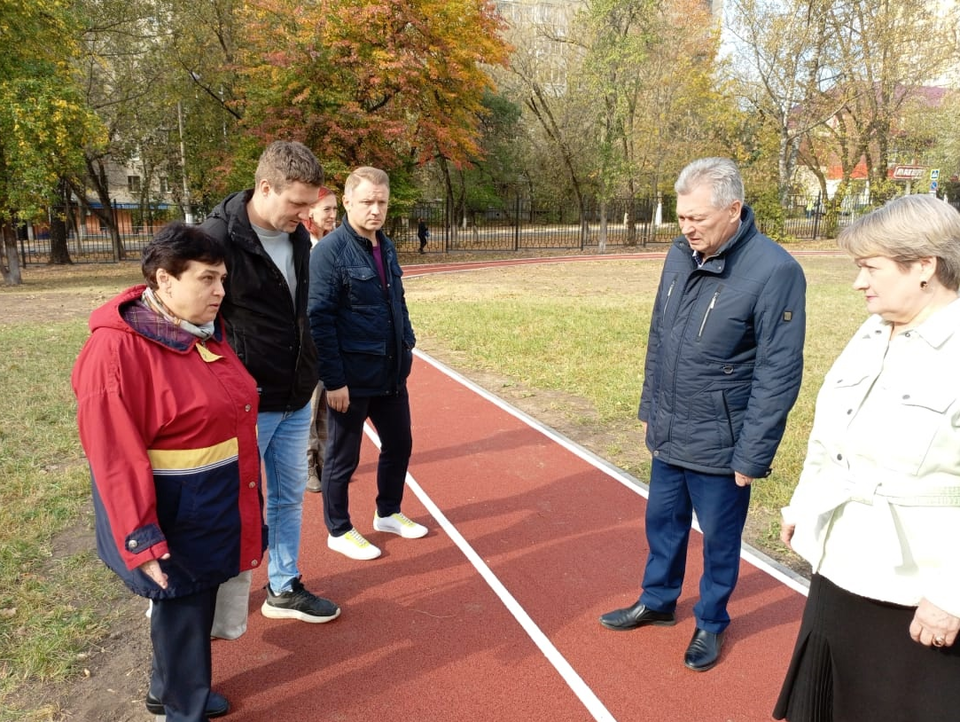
[327,386,350,413]
[139,553,171,589]
[734,472,754,487]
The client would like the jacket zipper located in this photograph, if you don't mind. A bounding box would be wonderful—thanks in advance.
[698,285,723,339]
[662,277,677,321]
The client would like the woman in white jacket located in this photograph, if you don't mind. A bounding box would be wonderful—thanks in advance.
[775,194,960,722]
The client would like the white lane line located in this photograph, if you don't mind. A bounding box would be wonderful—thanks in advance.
[361,426,617,722]
[413,349,811,598]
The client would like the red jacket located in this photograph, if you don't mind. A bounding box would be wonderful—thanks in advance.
[73,285,265,599]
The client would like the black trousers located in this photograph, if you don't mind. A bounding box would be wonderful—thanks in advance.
[150,587,218,722]
[321,389,412,536]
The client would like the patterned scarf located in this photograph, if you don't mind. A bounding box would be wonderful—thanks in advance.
[141,287,215,340]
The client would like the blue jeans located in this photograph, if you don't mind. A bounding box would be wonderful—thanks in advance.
[639,458,751,634]
[258,403,312,593]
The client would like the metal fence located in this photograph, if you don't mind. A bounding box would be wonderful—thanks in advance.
[16,192,936,265]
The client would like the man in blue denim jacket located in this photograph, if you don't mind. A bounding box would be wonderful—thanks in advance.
[308,166,427,561]
[600,158,806,672]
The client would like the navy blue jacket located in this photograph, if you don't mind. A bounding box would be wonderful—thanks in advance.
[639,205,806,478]
[308,218,415,396]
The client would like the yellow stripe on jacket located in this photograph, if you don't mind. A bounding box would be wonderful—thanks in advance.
[148,438,239,475]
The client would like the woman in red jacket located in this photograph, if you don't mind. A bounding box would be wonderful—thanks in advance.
[72,222,264,722]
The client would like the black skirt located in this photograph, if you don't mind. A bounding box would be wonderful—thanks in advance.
[774,574,960,722]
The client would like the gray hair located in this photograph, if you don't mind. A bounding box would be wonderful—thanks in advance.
[344,166,390,198]
[838,194,960,290]
[675,158,744,208]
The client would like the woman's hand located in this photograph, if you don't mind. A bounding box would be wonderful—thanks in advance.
[780,522,796,550]
[139,553,171,590]
[910,598,960,648]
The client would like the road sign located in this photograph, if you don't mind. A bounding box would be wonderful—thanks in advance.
[931,168,941,180]
[892,165,925,180]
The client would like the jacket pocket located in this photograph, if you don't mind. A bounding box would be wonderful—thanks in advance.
[399,346,414,382]
[871,382,953,475]
[347,265,381,305]
[341,337,389,390]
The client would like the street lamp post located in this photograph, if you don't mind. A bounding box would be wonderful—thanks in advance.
[177,101,193,223]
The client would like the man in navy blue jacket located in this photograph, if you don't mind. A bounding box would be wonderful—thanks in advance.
[308,166,427,561]
[600,158,806,672]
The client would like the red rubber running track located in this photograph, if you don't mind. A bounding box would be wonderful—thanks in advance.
[210,254,813,722]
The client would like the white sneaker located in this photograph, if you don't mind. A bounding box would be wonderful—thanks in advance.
[373,512,428,539]
[328,528,381,560]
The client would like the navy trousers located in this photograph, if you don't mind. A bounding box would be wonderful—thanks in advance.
[321,389,413,536]
[150,586,218,722]
[639,458,751,634]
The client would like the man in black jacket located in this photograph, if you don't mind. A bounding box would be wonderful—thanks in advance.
[202,141,340,624]
[599,158,806,672]
[308,166,426,561]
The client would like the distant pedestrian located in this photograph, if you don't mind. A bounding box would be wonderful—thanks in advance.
[417,217,429,253]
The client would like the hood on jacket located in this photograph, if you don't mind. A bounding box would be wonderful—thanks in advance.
[89,284,223,353]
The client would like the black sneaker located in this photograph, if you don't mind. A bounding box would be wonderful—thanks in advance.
[260,577,340,623]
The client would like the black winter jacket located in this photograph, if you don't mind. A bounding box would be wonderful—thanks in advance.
[639,205,806,478]
[308,218,415,397]
[201,190,319,412]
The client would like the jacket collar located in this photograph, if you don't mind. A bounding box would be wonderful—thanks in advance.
[341,216,389,253]
[674,204,758,275]
[213,189,311,253]
[91,285,224,353]
[903,296,960,349]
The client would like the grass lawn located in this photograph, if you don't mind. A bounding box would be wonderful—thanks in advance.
[0,251,865,719]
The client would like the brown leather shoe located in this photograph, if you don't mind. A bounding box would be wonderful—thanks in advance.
[306,469,321,493]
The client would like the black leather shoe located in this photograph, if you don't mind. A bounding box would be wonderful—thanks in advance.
[684,628,724,672]
[599,601,676,631]
[145,690,230,717]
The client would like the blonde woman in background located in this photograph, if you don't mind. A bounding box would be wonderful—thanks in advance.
[305,186,338,492]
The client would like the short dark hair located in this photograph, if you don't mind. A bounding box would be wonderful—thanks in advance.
[141,222,226,290]
[254,141,324,193]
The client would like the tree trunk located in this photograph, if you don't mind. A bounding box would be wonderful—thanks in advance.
[1,221,23,285]
[48,178,74,265]
[85,156,124,260]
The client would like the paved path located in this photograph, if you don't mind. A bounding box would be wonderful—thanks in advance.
[210,254,811,721]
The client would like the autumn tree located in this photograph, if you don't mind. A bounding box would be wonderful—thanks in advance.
[232,0,510,218]
[156,0,246,208]
[497,1,596,232]
[0,0,104,284]
[726,0,836,203]
[729,0,958,218]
